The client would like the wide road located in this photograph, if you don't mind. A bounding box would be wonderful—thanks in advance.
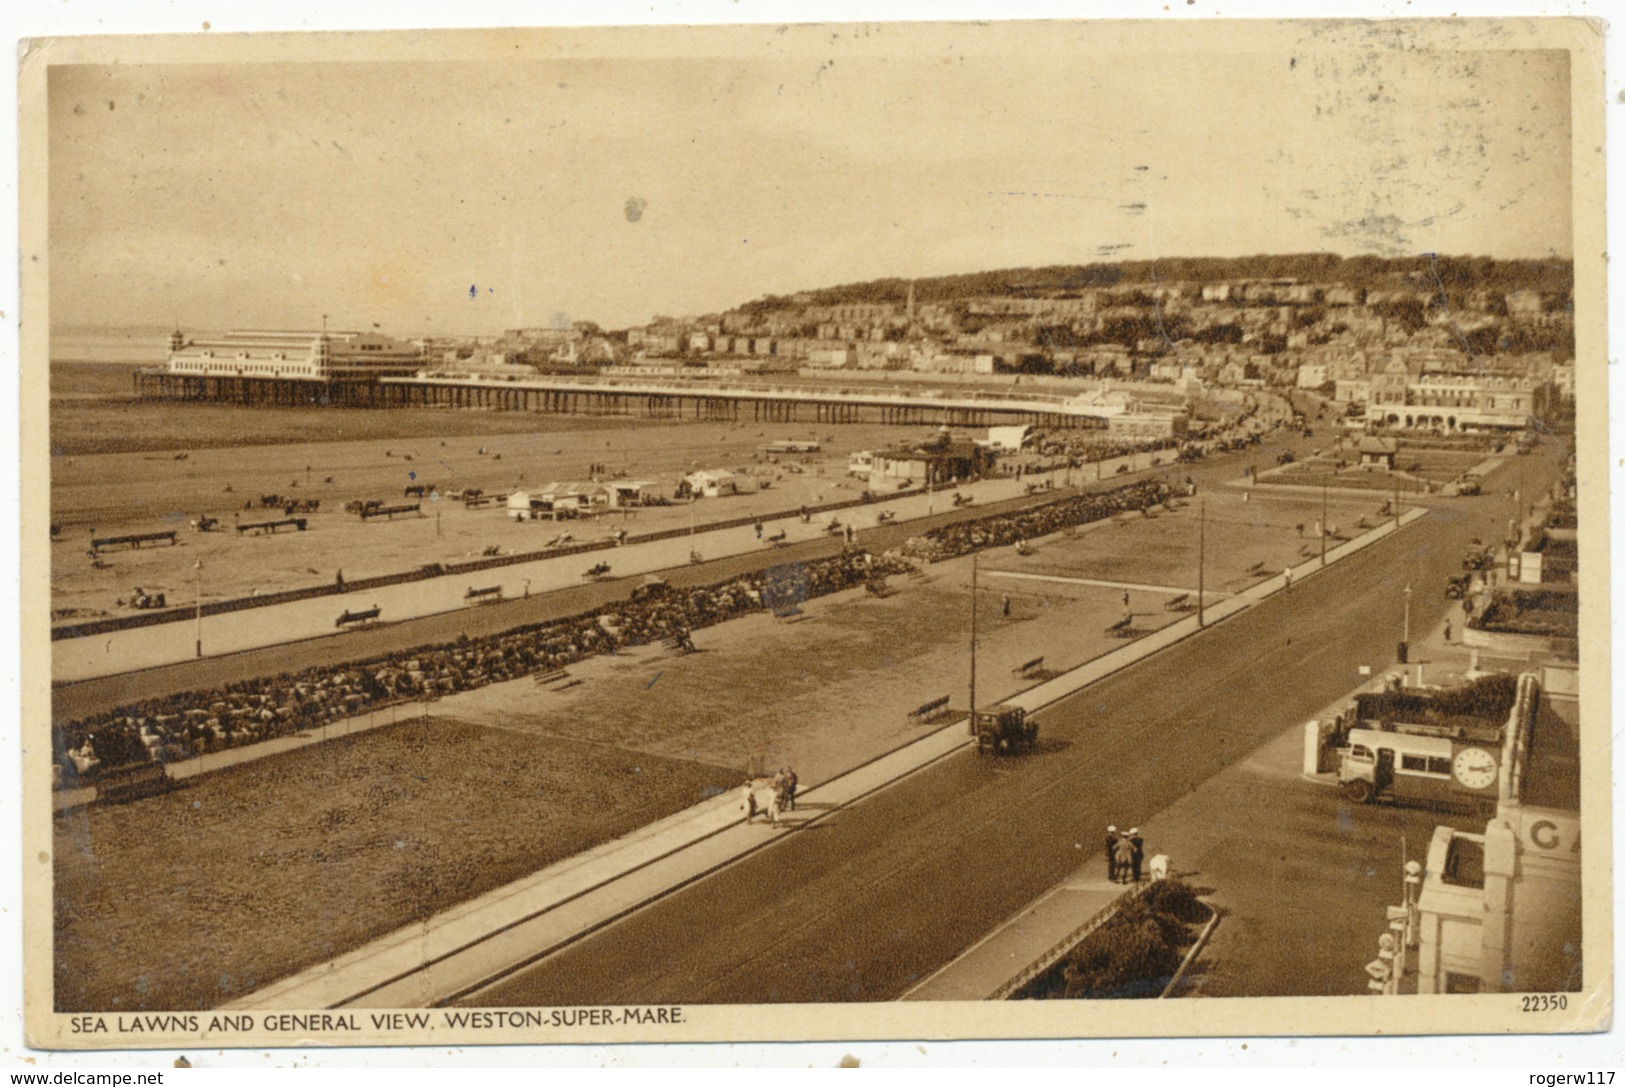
[466,441,1565,1005]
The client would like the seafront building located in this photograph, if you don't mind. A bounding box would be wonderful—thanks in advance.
[163,328,425,381]
[1412,664,1581,994]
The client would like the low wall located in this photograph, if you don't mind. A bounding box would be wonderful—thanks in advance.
[1461,625,1559,659]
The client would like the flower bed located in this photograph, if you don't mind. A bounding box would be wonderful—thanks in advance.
[1015,879,1212,1000]
[1471,587,1579,639]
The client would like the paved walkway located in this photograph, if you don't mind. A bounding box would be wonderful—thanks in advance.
[225,504,1429,1009]
[229,716,974,1010]
[901,875,1134,1001]
[984,570,1229,598]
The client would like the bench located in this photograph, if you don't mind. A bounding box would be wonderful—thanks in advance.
[533,669,571,686]
[1247,560,1267,575]
[1105,615,1134,637]
[464,493,504,509]
[97,761,173,804]
[336,606,381,629]
[1164,593,1191,611]
[91,530,177,552]
[237,517,307,536]
[664,632,697,654]
[465,585,503,604]
[773,604,804,621]
[360,503,422,521]
[907,694,953,724]
[1014,656,1045,677]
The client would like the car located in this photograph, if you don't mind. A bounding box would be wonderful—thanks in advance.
[631,577,671,603]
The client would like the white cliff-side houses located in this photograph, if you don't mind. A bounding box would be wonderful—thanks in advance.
[356,271,1566,436]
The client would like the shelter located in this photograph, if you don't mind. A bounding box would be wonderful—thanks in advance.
[870,428,997,490]
[507,490,545,521]
[536,481,612,516]
[983,424,1032,453]
[604,480,657,508]
[1358,436,1399,470]
[684,468,755,498]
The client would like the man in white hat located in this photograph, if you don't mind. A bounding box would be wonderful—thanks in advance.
[1114,830,1136,884]
[1104,826,1119,882]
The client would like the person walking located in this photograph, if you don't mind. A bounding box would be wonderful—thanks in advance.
[1129,828,1145,883]
[1444,617,1453,643]
[1104,826,1119,881]
[754,520,764,540]
[1114,832,1136,884]
[1001,594,1012,620]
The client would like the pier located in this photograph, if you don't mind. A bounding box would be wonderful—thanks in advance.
[133,369,1120,430]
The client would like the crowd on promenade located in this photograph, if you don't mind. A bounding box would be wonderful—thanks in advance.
[915,478,1174,561]
[54,549,903,786]
[56,474,1175,789]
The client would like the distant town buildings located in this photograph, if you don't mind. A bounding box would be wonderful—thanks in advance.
[157,262,1572,437]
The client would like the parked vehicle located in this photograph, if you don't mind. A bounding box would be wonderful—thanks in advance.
[1337,726,1500,814]
[972,704,1038,756]
[631,577,670,603]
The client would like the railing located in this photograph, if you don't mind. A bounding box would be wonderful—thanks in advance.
[990,883,1147,1000]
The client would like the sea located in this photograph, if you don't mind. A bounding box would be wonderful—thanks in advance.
[49,326,220,366]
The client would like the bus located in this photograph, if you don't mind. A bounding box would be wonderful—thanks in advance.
[1338,726,1501,814]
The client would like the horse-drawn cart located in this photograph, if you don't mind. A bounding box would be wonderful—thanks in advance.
[739,768,799,825]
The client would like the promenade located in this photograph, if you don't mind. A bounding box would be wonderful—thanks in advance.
[224,505,1428,1009]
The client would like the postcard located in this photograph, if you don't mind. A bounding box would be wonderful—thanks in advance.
[19,16,1609,1049]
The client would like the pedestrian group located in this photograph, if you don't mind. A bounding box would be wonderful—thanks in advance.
[1104,824,1145,884]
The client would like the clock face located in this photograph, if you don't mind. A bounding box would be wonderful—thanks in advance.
[1453,747,1498,791]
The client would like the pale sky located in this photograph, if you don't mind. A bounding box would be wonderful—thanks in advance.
[46,26,1574,335]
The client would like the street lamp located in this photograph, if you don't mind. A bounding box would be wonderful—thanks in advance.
[194,559,204,658]
[1321,481,1328,566]
[1398,583,1412,665]
[1197,498,1207,628]
[969,551,978,723]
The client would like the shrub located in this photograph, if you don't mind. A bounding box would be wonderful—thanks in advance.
[1019,879,1209,1001]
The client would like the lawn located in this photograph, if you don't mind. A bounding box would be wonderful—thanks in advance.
[52,718,736,1012]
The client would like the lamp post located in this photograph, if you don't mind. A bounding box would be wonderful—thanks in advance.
[969,551,979,724]
[194,559,204,658]
[1398,582,1412,665]
[1321,481,1329,566]
[1197,498,1207,628]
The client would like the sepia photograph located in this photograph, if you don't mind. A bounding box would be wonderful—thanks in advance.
[15,13,1611,1053]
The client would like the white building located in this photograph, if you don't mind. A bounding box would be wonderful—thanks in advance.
[166,329,423,381]
[1413,667,1581,994]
